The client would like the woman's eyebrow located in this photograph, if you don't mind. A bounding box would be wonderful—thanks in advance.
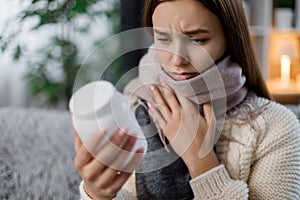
[154,28,211,36]
[182,28,211,35]
[153,28,171,36]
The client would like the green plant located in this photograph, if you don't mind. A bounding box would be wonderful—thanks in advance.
[274,0,295,8]
[0,0,121,107]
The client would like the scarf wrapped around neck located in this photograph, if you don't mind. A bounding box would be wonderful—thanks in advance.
[124,46,248,200]
[124,46,248,115]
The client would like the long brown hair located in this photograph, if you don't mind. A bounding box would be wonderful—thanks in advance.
[144,0,271,99]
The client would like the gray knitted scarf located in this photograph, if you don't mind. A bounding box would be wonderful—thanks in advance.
[125,46,248,115]
[124,47,248,200]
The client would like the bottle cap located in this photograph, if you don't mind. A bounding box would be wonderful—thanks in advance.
[69,81,114,119]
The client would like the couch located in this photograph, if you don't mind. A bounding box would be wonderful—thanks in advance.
[0,104,299,199]
[0,107,81,200]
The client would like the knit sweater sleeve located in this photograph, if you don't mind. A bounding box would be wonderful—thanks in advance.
[189,165,248,199]
[190,103,300,199]
[247,105,300,199]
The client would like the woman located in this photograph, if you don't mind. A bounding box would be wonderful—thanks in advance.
[74,0,300,199]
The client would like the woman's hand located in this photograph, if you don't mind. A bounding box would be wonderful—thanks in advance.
[73,128,144,200]
[148,80,219,178]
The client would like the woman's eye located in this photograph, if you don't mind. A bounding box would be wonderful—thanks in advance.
[157,38,171,44]
[190,38,208,44]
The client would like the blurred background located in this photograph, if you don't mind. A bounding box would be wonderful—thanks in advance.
[1,0,300,109]
[0,2,298,199]
[0,0,149,109]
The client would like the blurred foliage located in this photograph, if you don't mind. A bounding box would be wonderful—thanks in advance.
[0,0,121,107]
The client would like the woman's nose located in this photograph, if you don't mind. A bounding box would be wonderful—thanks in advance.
[170,41,189,66]
[171,52,189,66]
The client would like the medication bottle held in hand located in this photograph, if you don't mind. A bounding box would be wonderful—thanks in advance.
[69,81,147,169]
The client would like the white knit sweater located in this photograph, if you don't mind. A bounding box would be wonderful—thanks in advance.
[80,96,300,199]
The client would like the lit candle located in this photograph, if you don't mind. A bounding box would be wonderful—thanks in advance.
[281,55,291,85]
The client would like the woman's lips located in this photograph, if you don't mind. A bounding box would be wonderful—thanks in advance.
[168,72,199,80]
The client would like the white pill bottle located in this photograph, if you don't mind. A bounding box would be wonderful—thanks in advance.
[69,81,147,169]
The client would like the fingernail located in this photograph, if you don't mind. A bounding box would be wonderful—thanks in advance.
[119,127,128,136]
[147,102,153,109]
[149,85,155,92]
[137,147,144,154]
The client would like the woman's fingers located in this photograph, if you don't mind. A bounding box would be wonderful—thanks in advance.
[73,127,82,151]
[109,135,137,170]
[159,78,181,114]
[78,128,131,181]
[203,103,216,137]
[80,156,107,182]
[85,169,134,199]
[75,128,127,175]
[80,135,143,195]
[74,144,93,171]
[82,129,107,155]
[124,147,144,172]
[94,128,128,166]
[147,102,166,129]
[74,126,143,199]
[92,169,132,197]
[203,103,216,125]
[149,85,171,118]
[199,103,216,158]
[100,150,143,193]
[176,93,195,111]
[110,172,132,191]
[74,131,104,170]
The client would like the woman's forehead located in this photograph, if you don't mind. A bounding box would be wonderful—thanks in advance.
[152,0,219,34]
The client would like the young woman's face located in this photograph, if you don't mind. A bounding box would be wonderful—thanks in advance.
[152,0,227,80]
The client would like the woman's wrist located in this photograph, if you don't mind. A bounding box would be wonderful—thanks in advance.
[80,181,113,200]
[80,181,94,200]
[184,150,220,179]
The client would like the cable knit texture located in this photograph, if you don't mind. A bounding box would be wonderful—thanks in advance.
[80,96,300,200]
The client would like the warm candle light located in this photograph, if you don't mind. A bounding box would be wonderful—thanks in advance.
[281,55,291,85]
